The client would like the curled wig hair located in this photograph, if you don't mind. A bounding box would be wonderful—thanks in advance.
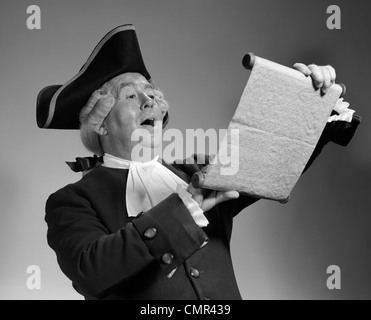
[79,77,169,156]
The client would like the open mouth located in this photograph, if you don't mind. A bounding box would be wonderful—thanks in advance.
[140,117,160,127]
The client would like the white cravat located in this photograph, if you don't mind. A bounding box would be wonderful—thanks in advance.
[103,153,209,227]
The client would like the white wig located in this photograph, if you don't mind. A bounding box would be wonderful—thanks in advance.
[79,78,169,156]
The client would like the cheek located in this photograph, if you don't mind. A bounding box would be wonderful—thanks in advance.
[109,105,138,130]
[107,108,141,145]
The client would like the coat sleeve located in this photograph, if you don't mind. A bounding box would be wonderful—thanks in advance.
[303,115,361,172]
[45,189,208,298]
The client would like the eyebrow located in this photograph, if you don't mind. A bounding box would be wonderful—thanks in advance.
[119,82,154,90]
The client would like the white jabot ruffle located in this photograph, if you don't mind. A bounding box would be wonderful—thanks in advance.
[102,153,208,227]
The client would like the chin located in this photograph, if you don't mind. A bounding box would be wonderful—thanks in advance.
[130,124,163,160]
[141,135,162,149]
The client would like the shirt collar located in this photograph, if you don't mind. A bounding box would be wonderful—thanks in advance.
[103,153,160,169]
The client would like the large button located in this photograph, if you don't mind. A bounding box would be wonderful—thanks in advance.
[190,268,200,278]
[161,253,174,265]
[143,227,157,240]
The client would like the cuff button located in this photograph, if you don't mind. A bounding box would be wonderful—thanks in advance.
[143,227,157,240]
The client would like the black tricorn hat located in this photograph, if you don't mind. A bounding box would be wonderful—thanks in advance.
[36,24,152,129]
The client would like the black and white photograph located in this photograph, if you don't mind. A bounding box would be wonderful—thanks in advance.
[0,0,370,303]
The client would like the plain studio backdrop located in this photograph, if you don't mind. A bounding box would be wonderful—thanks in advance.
[0,0,370,300]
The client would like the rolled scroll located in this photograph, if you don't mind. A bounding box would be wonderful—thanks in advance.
[192,53,344,203]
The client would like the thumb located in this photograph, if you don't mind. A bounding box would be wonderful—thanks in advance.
[215,191,239,205]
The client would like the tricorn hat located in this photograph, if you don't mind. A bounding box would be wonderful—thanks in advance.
[36,24,153,129]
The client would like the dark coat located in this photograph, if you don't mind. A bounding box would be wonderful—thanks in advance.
[45,118,360,300]
[45,159,258,300]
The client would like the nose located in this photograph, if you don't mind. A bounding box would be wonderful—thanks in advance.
[139,92,154,110]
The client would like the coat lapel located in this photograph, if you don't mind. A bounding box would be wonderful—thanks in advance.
[161,159,191,183]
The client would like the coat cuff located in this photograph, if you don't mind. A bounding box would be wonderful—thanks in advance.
[323,113,361,146]
[132,193,209,276]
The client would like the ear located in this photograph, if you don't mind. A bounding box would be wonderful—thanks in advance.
[95,126,108,136]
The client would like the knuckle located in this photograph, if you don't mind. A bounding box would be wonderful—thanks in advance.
[326,64,334,71]
[312,69,323,79]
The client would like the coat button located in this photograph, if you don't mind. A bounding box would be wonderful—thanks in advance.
[161,253,174,265]
[143,227,157,240]
[190,268,200,278]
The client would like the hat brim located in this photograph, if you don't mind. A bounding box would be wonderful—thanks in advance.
[37,25,151,129]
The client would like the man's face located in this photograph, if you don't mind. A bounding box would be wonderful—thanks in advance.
[103,73,164,159]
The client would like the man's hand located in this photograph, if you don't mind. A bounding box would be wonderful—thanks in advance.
[187,183,239,212]
[293,63,336,94]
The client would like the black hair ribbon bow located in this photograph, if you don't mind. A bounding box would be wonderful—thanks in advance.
[66,155,103,172]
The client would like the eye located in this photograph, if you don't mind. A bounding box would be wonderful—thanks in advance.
[126,94,136,100]
[145,90,155,100]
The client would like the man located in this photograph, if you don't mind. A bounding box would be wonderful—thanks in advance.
[37,24,360,300]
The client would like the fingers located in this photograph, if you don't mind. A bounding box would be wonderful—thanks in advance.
[188,183,239,212]
[295,62,338,94]
[215,190,239,205]
[187,183,204,205]
[307,64,336,94]
[308,64,325,89]
[293,63,312,76]
[198,190,239,212]
[321,67,332,94]
[326,65,336,84]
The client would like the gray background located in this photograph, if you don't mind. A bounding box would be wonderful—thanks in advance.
[0,0,370,299]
